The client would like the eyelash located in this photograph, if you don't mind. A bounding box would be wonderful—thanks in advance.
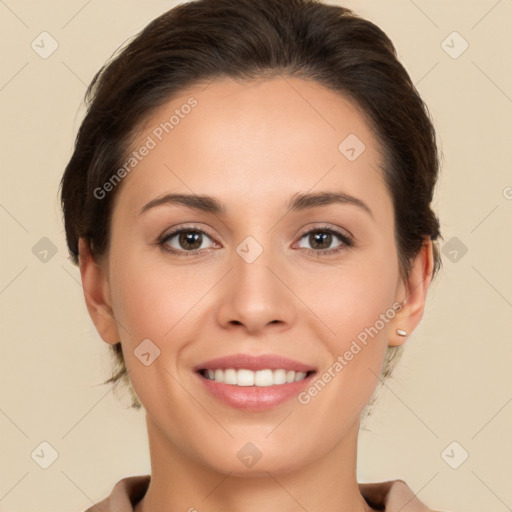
[157,224,354,258]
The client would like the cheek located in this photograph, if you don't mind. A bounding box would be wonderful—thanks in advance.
[107,258,200,415]
[109,252,207,342]
[299,254,398,405]
[298,249,398,339]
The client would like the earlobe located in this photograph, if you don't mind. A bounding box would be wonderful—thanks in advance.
[389,238,435,347]
[78,237,120,344]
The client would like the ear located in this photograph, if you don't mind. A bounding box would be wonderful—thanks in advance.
[78,237,120,344]
[389,238,435,347]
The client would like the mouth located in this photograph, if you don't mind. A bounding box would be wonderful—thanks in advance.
[193,353,317,411]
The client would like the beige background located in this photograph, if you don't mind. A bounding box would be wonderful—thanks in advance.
[1,1,511,511]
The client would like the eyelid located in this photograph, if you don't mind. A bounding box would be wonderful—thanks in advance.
[295,222,353,242]
[293,224,354,254]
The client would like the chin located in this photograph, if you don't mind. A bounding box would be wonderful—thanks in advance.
[195,437,314,478]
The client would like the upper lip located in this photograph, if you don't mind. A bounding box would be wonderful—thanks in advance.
[194,354,316,373]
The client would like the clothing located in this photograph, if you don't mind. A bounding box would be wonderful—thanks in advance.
[84,474,448,511]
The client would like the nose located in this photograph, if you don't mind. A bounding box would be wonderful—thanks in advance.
[216,242,296,335]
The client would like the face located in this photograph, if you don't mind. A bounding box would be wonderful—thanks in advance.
[82,76,431,476]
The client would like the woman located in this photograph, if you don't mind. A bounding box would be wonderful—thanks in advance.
[60,0,448,510]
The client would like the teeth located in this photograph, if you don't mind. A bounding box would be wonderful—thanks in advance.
[224,368,237,385]
[237,369,255,386]
[202,368,309,386]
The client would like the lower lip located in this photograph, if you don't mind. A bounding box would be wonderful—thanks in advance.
[196,371,316,411]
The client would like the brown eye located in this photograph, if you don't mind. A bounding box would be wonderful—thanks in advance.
[177,231,203,250]
[160,227,216,256]
[296,226,353,257]
[308,231,333,250]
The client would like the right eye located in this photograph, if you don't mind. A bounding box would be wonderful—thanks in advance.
[159,226,219,256]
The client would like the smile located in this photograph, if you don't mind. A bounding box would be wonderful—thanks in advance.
[194,353,317,410]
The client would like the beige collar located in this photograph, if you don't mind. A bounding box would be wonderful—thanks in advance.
[85,474,442,512]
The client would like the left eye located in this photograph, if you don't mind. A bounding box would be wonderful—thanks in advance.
[161,228,215,253]
[296,228,350,253]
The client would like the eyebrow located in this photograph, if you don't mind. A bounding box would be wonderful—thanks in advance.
[139,191,374,219]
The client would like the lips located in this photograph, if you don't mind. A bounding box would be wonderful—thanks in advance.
[193,354,317,411]
[193,353,316,373]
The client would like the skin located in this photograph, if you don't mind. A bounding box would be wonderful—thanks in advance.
[79,75,434,512]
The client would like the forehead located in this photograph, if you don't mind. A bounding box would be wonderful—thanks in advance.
[113,75,391,220]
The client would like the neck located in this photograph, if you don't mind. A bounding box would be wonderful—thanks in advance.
[134,415,376,512]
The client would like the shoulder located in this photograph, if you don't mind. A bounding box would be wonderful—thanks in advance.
[83,475,150,512]
[358,479,452,512]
